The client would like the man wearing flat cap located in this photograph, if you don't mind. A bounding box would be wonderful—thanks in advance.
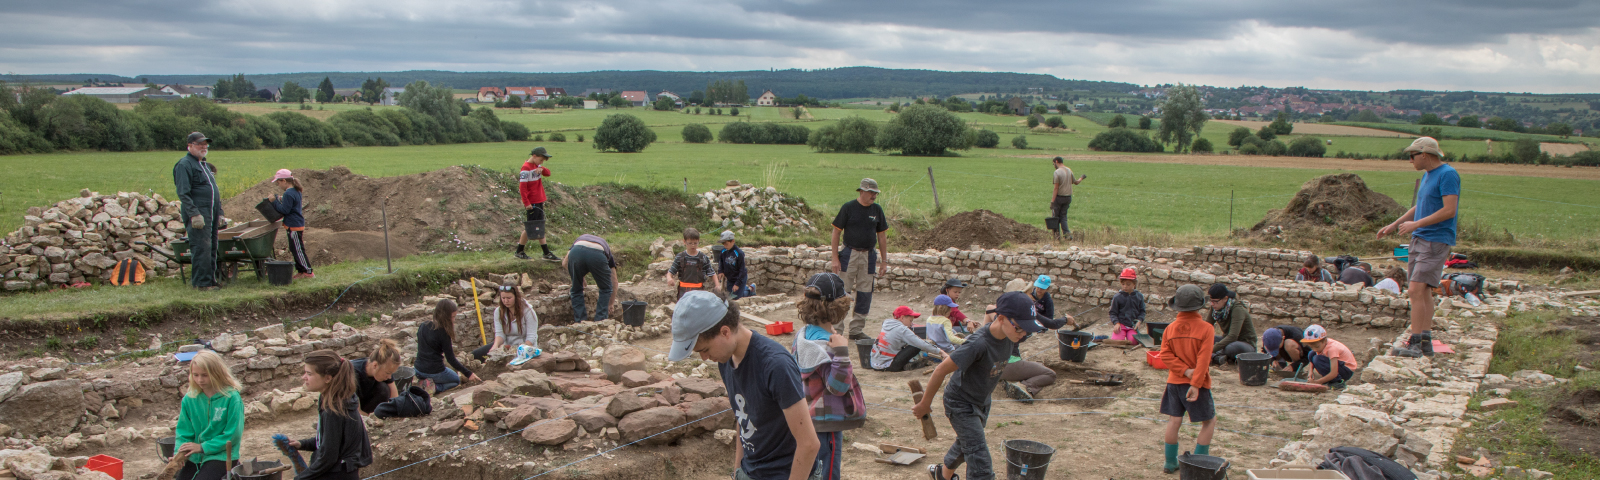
[830,178,890,340]
[173,132,223,290]
[1378,136,1459,358]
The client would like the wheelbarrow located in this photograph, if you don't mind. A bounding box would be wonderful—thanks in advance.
[139,220,279,285]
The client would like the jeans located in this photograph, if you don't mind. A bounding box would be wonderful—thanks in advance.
[567,245,613,322]
[1213,341,1256,365]
[414,367,460,394]
[813,431,842,480]
[1310,353,1354,384]
[188,216,220,288]
[1050,195,1073,236]
[726,281,754,299]
[942,398,994,480]
[1001,361,1057,396]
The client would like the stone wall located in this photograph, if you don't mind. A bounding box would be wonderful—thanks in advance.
[2,190,188,290]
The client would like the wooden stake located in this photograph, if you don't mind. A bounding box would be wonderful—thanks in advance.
[927,167,941,214]
[908,380,937,440]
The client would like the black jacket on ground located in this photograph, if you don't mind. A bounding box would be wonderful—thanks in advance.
[295,396,372,480]
[373,386,433,419]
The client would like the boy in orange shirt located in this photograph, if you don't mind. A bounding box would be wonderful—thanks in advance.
[1157,284,1217,474]
[1302,324,1360,389]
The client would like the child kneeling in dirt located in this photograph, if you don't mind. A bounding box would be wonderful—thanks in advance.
[793,273,867,480]
[916,291,1047,480]
[1302,324,1360,389]
[1158,284,1217,474]
[870,306,945,371]
[286,350,372,480]
[1108,268,1145,342]
[174,350,244,480]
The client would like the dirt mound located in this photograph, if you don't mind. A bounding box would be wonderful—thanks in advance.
[286,227,419,265]
[1252,173,1403,232]
[906,209,1045,250]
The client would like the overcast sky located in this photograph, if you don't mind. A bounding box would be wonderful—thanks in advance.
[2,0,1598,93]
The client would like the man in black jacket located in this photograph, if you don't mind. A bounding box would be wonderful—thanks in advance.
[173,132,223,290]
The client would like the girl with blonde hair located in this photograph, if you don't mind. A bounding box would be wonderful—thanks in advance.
[174,350,244,480]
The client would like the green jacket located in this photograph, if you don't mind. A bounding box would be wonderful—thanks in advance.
[173,153,222,222]
[175,388,243,464]
[1209,299,1257,351]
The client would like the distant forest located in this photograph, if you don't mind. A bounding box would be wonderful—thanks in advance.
[0,67,1136,99]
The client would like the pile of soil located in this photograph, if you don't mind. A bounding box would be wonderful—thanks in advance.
[904,209,1046,250]
[286,227,420,265]
[1253,173,1403,232]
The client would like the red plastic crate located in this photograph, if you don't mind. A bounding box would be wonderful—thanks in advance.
[780,321,793,334]
[1146,350,1166,369]
[765,323,783,335]
[86,454,122,480]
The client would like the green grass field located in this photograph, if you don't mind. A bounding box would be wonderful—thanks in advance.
[1335,122,1591,144]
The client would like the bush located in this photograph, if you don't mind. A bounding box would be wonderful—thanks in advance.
[875,104,970,155]
[719,122,810,144]
[1269,112,1293,134]
[1256,126,1276,141]
[1107,115,1127,128]
[1227,127,1252,147]
[971,129,1000,148]
[592,113,656,152]
[1045,116,1065,129]
[730,107,740,116]
[1087,128,1163,152]
[1011,135,1028,149]
[265,111,339,147]
[501,121,530,141]
[1286,136,1326,157]
[577,134,584,142]
[1456,115,1481,128]
[1513,138,1540,164]
[1191,137,1213,153]
[1138,116,1152,130]
[328,109,401,147]
[1419,126,1443,140]
[694,107,702,114]
[1262,139,1287,156]
[1239,143,1261,155]
[807,116,876,153]
[549,132,567,142]
[682,124,713,143]
[1026,116,1040,128]
[533,134,543,141]
[0,111,52,154]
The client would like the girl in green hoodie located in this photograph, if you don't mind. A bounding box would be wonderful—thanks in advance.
[174,350,244,480]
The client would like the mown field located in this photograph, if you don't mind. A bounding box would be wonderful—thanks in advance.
[3,106,1598,242]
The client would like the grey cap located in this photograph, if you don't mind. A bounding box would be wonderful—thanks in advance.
[185,132,210,145]
[719,230,735,242]
[943,278,969,289]
[857,178,880,193]
[668,290,729,361]
[1169,284,1207,312]
[530,146,553,158]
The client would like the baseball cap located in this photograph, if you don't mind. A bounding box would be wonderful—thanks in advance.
[1168,284,1206,312]
[804,272,847,302]
[992,291,1048,333]
[892,305,922,318]
[857,178,880,193]
[943,278,969,289]
[185,132,210,145]
[271,169,294,182]
[1302,324,1328,343]
[1208,283,1231,300]
[933,294,958,308]
[1262,328,1284,357]
[1119,268,1138,280]
[719,230,735,242]
[530,146,554,158]
[1403,137,1442,157]
[1033,275,1052,290]
[668,291,730,361]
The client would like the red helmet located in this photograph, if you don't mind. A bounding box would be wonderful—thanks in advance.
[1119,268,1138,280]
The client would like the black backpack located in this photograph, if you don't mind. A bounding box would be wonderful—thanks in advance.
[1329,255,1361,275]
[1319,447,1416,480]
[1443,272,1486,297]
[373,385,433,418]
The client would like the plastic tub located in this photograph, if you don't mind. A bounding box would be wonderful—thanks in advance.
[1003,439,1056,480]
[1146,350,1167,369]
[231,460,287,480]
[1237,352,1272,386]
[156,436,176,461]
[1247,466,1352,480]
[1058,330,1093,362]
[86,454,122,480]
[1178,452,1230,480]
[620,300,647,327]
[856,339,875,368]
[1394,244,1409,263]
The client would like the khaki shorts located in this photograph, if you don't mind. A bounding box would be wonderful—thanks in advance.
[1407,238,1450,288]
[843,249,875,293]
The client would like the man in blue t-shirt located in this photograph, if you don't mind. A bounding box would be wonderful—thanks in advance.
[1378,136,1460,358]
[669,291,820,480]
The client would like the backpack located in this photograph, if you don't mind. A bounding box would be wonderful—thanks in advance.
[1442,272,1486,297]
[1329,255,1361,275]
[1318,447,1417,480]
[373,385,433,419]
[109,258,145,286]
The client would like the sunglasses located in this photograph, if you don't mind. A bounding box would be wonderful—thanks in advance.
[497,285,516,292]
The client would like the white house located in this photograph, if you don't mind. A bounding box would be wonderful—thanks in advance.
[379,87,406,106]
[583,100,600,110]
[756,90,777,106]
[61,87,161,103]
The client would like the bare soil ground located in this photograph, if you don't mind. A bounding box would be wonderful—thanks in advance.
[1254,173,1404,232]
[901,209,1047,251]
[1212,120,1412,138]
[1541,142,1591,156]
[1544,316,1600,461]
[1015,154,1600,181]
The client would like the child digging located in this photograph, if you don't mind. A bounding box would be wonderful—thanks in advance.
[792,273,867,480]
[870,306,945,372]
[1301,324,1360,389]
[915,291,1047,480]
[718,230,753,299]
[268,169,313,278]
[1159,284,1217,474]
[174,350,244,480]
[667,228,720,300]
[1108,268,1145,342]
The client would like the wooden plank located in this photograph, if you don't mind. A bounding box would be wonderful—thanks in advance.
[878,443,926,454]
[740,312,774,326]
[1561,290,1600,298]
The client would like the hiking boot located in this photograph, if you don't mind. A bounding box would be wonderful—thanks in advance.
[1004,382,1033,403]
[1393,333,1434,358]
[542,252,560,262]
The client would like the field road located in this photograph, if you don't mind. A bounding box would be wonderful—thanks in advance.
[1017,153,1600,181]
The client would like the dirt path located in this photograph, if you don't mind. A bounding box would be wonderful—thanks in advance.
[1212,120,1412,138]
[1014,153,1600,181]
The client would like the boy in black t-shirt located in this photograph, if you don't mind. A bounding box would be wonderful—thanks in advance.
[914,291,1047,480]
[667,228,720,301]
[670,291,821,480]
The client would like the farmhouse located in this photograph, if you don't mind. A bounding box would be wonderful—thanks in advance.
[657,91,681,101]
[158,85,210,98]
[756,89,777,106]
[620,91,649,106]
[477,87,505,103]
[583,99,600,109]
[545,87,567,97]
[379,87,406,106]
[61,86,161,103]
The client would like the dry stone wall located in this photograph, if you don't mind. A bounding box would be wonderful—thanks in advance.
[2,190,191,290]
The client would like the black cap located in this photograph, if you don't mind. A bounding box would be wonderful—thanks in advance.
[943,278,969,289]
[530,146,553,158]
[1208,283,1232,300]
[185,132,210,145]
[805,273,847,302]
[992,291,1048,333]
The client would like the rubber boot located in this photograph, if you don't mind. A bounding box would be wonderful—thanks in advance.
[1195,444,1210,456]
[1163,444,1179,474]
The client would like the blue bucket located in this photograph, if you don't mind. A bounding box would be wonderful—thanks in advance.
[1394,244,1409,263]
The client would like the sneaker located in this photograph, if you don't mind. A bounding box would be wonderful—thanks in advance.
[542,252,560,262]
[293,273,314,279]
[514,250,531,260]
[1004,381,1033,403]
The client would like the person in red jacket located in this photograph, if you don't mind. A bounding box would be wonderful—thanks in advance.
[516,147,559,261]
[1158,284,1217,474]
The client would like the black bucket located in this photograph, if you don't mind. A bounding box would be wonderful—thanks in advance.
[231,459,287,480]
[1178,452,1229,480]
[1004,439,1056,480]
[264,260,294,286]
[156,436,176,461]
[1237,352,1272,386]
[1044,217,1060,232]
[392,365,415,391]
[620,301,647,327]
[1057,330,1093,362]
[856,339,875,368]
[524,219,546,239]
[1146,322,1171,346]
[913,325,927,338]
